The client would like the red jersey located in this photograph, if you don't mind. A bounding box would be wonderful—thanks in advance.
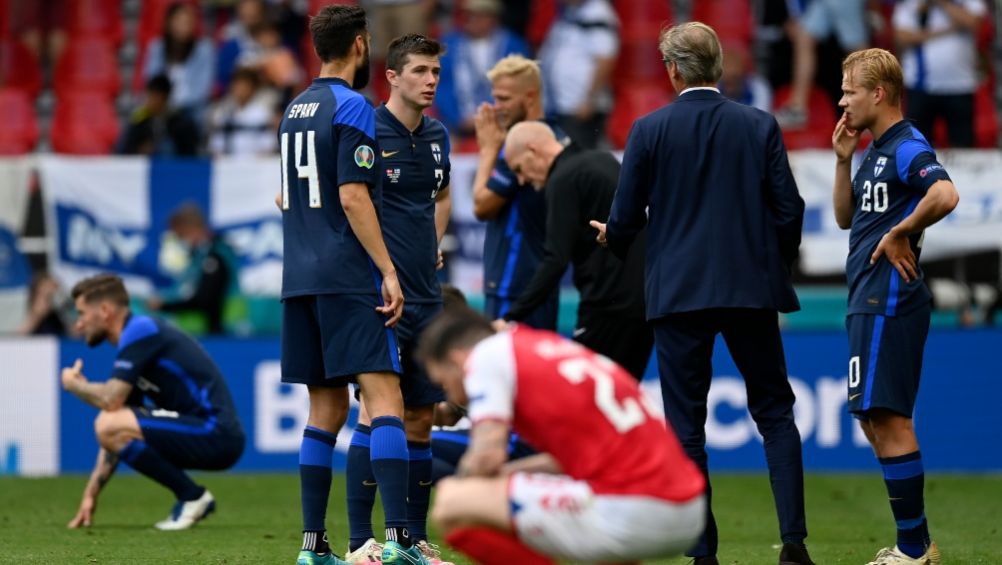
[464,326,705,503]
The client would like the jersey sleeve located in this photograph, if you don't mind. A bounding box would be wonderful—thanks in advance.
[464,332,517,424]
[111,336,161,385]
[486,148,519,199]
[441,127,452,188]
[334,95,379,188]
[896,139,951,194]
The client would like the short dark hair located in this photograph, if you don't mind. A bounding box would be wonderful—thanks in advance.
[440,283,467,312]
[386,34,445,73]
[416,306,494,364]
[71,274,129,307]
[309,5,367,63]
[147,74,172,96]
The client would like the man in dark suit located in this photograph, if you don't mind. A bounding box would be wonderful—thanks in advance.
[591,22,813,565]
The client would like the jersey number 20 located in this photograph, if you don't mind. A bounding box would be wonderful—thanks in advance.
[860,180,888,213]
[281,131,321,209]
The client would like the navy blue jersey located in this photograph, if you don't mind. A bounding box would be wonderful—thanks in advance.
[279,77,382,298]
[376,105,451,303]
[483,121,566,301]
[111,315,241,432]
[847,121,951,316]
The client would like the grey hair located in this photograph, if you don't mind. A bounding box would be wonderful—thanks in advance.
[658,22,723,85]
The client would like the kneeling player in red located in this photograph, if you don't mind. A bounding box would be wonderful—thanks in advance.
[417,307,706,565]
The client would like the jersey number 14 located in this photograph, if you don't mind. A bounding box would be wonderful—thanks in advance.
[281,131,321,209]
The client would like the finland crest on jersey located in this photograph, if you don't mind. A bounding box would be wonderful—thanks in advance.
[874,156,887,176]
[431,143,442,165]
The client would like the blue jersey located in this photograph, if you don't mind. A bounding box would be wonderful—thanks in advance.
[483,121,566,301]
[376,105,451,303]
[847,121,950,316]
[111,315,241,433]
[279,77,382,298]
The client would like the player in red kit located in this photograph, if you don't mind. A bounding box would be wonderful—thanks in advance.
[417,307,706,565]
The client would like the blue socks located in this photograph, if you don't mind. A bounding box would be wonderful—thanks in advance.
[407,440,433,541]
[299,425,337,546]
[119,440,202,501]
[880,451,930,558]
[370,416,411,547]
[346,424,376,552]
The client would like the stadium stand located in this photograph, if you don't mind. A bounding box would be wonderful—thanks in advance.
[53,36,120,98]
[50,92,119,154]
[0,88,39,154]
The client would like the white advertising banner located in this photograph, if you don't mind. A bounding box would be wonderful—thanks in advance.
[0,337,59,476]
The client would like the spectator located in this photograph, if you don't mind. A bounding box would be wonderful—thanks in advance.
[893,0,988,147]
[774,0,869,129]
[719,42,773,112]
[17,273,66,336]
[118,75,200,157]
[436,0,530,140]
[538,0,619,148]
[147,204,238,335]
[142,2,215,119]
[208,68,279,156]
[248,23,303,98]
[217,0,268,92]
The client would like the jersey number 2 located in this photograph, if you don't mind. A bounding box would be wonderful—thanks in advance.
[557,356,648,433]
[281,131,321,209]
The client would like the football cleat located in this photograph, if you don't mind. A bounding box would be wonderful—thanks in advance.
[297,550,351,565]
[154,489,215,531]
[865,542,941,565]
[380,540,430,565]
[345,538,383,563]
[415,540,454,565]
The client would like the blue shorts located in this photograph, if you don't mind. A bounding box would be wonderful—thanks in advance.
[132,407,244,470]
[281,294,402,386]
[846,303,931,418]
[397,302,446,407]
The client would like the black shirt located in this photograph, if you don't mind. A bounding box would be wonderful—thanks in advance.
[504,145,646,322]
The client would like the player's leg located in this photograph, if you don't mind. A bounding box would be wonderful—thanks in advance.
[850,305,936,563]
[432,476,554,564]
[572,310,654,381]
[345,396,380,563]
[282,295,352,563]
[651,311,718,560]
[721,309,812,564]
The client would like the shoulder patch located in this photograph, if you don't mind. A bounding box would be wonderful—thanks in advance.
[354,145,375,169]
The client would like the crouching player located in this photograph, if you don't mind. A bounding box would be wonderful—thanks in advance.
[63,274,245,530]
[418,308,706,564]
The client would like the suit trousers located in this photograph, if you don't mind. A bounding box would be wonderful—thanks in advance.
[652,308,807,557]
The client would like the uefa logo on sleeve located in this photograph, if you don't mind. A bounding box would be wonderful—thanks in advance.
[354,145,375,169]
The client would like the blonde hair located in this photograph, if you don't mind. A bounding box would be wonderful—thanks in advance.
[486,55,541,89]
[842,48,903,106]
[659,21,723,84]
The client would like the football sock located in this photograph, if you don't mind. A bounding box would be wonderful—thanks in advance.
[446,527,556,565]
[371,416,410,547]
[300,426,337,533]
[118,440,203,501]
[302,530,331,555]
[407,440,433,541]
[346,424,376,552]
[879,451,929,558]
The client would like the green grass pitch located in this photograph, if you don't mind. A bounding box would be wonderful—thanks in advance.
[1,473,999,564]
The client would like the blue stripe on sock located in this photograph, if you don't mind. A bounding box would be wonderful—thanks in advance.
[119,439,146,464]
[350,429,372,448]
[882,459,924,480]
[300,436,333,467]
[431,430,470,446]
[408,447,433,461]
[370,416,407,460]
[896,514,926,530]
[305,425,339,442]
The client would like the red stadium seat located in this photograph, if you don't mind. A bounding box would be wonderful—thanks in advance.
[773,85,837,150]
[974,82,998,148]
[51,92,120,154]
[65,0,123,43]
[690,0,753,45]
[526,0,558,48]
[607,81,672,149]
[54,36,120,97]
[0,38,43,96]
[0,88,39,154]
[613,0,673,83]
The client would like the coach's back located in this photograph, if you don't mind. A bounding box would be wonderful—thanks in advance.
[611,89,803,318]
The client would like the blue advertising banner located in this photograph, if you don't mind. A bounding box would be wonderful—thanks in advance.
[57,329,1002,474]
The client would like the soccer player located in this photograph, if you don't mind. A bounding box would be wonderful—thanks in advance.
[419,308,707,565]
[832,48,959,565]
[62,274,244,530]
[472,55,564,329]
[344,34,452,565]
[277,6,410,565]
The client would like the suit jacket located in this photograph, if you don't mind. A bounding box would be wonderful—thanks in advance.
[607,88,803,319]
